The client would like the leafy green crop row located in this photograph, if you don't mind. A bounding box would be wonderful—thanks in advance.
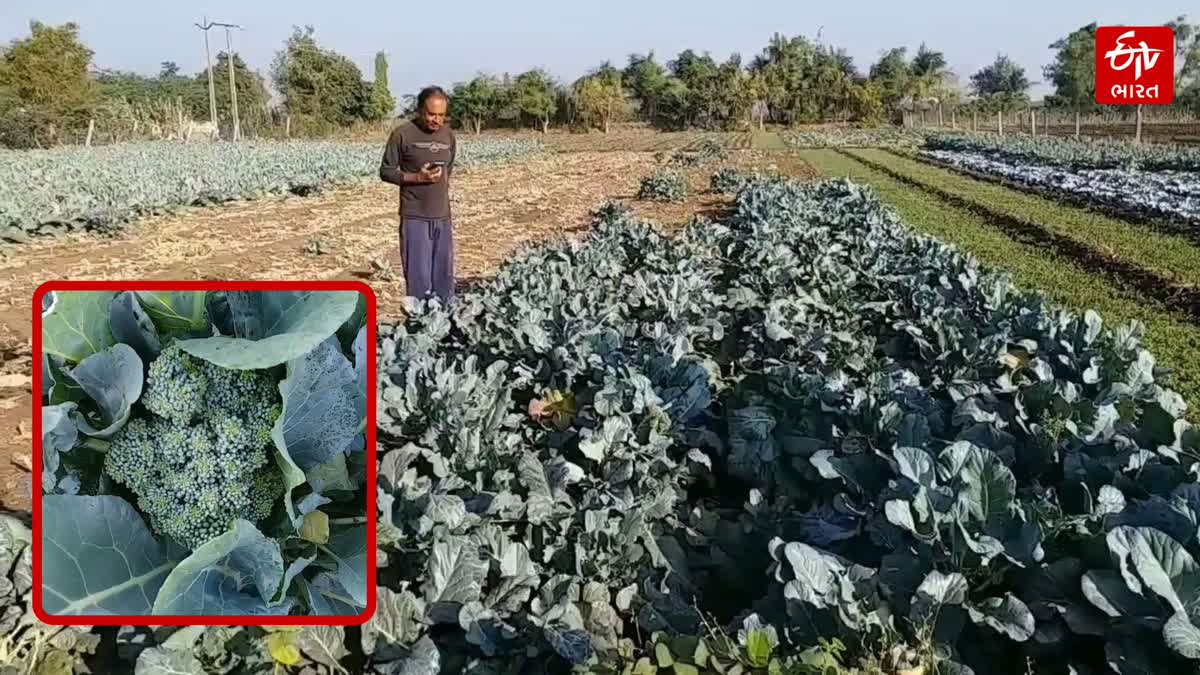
[368,176,1200,674]
[925,132,1200,171]
[847,148,1200,289]
[783,127,928,150]
[0,138,542,243]
[800,147,1200,415]
[638,169,690,202]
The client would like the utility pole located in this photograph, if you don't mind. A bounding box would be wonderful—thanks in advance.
[196,17,218,130]
[221,24,242,141]
[195,18,242,140]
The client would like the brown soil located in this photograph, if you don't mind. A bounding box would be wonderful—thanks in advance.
[0,145,814,512]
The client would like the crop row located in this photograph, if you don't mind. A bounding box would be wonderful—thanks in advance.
[925,132,1200,172]
[798,147,1200,417]
[919,147,1200,228]
[783,127,927,150]
[367,176,1199,674]
[0,138,543,243]
[850,149,1200,292]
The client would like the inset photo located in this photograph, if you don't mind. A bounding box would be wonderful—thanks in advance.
[32,282,375,624]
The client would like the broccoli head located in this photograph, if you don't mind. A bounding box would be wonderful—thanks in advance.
[105,342,285,549]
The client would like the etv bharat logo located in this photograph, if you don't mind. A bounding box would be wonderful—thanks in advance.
[1095,26,1174,105]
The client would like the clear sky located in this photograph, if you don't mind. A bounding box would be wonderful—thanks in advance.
[0,0,1192,99]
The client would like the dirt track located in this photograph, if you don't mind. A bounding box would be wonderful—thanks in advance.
[0,146,812,511]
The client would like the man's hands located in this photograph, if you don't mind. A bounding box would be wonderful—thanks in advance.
[416,163,444,184]
[397,163,445,186]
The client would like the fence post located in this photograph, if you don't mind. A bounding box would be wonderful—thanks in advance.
[85,119,95,147]
[1135,104,1143,144]
[1031,109,1037,137]
[951,108,957,129]
[972,110,977,132]
[997,110,1003,136]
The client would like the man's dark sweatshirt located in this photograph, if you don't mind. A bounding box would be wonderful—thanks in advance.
[379,119,457,219]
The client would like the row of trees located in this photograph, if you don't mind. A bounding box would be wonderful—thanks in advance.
[445,16,1200,135]
[0,22,397,148]
[2,16,1199,147]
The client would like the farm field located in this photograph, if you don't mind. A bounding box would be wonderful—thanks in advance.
[0,137,804,511]
[846,147,1200,292]
[537,127,794,152]
[913,133,1200,229]
[8,127,1200,674]
[10,4,1200,670]
[799,146,1200,413]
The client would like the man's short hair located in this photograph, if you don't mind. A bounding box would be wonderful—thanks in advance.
[417,86,449,111]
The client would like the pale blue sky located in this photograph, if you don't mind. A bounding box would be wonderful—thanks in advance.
[0,1,1192,99]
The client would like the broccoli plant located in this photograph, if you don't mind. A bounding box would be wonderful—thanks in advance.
[638,170,689,202]
[38,289,371,617]
[710,167,746,194]
[670,138,728,166]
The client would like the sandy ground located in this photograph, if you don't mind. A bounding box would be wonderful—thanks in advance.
[0,145,813,512]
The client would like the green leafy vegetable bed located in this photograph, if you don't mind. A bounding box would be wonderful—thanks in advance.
[783,127,928,150]
[38,289,370,619]
[0,138,542,243]
[5,176,1200,674]
[369,178,1200,674]
[925,132,1200,171]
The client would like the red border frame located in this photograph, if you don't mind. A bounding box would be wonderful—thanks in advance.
[31,280,377,626]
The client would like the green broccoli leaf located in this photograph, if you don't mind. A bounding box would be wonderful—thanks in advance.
[306,454,355,495]
[41,403,78,484]
[273,337,362,471]
[68,343,143,438]
[353,325,367,426]
[177,290,358,370]
[361,586,425,652]
[134,647,206,675]
[42,494,175,615]
[153,519,290,615]
[320,525,368,607]
[109,291,162,363]
[135,291,209,335]
[302,573,365,616]
[41,291,116,363]
[337,292,368,354]
[44,354,84,405]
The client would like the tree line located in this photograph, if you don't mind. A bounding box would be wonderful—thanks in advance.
[454,17,1199,135]
[1,17,1198,148]
[0,23,397,148]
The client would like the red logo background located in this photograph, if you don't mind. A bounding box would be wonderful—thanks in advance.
[1095,26,1175,105]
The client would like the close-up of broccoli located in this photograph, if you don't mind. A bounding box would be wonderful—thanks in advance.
[37,288,369,620]
[103,342,285,549]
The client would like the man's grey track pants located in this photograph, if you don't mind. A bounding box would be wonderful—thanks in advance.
[399,217,455,302]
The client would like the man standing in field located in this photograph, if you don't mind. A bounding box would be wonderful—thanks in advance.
[379,86,457,303]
